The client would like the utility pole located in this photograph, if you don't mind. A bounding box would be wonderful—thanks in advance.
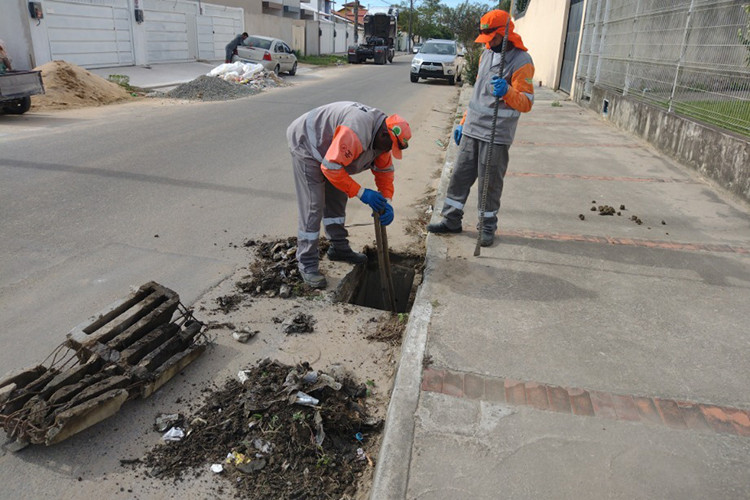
[354,1,359,43]
[407,0,413,52]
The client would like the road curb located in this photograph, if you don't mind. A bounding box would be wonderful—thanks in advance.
[369,86,468,499]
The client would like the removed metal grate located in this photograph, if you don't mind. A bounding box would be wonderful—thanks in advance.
[0,282,207,448]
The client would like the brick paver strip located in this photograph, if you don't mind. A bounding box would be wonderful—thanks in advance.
[546,385,572,414]
[524,382,549,411]
[568,388,595,416]
[590,391,618,420]
[421,367,750,438]
[464,373,485,400]
[655,398,687,429]
[676,401,711,432]
[611,394,640,421]
[442,370,464,398]
[505,379,526,406]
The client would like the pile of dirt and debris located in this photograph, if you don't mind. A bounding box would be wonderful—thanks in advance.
[234,237,330,298]
[139,359,380,499]
[31,60,133,110]
[165,71,286,102]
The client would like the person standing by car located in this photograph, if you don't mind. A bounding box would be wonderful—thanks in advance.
[0,40,13,74]
[427,9,534,247]
[287,102,412,289]
[225,32,248,63]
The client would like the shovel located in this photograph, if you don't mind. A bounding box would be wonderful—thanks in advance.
[373,212,397,313]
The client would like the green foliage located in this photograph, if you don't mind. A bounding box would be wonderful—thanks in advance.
[297,54,347,65]
[108,74,138,94]
[463,44,483,85]
[397,312,409,324]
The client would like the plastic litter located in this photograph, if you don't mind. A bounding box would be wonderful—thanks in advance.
[162,427,185,442]
[211,464,224,473]
[302,371,318,384]
[354,432,364,443]
[226,451,251,465]
[232,328,257,343]
[207,61,264,82]
[292,391,319,407]
[237,459,266,474]
[252,438,273,454]
[154,413,182,432]
[238,370,251,383]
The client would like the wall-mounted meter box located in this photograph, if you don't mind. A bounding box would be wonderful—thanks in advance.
[29,2,44,19]
[134,9,144,23]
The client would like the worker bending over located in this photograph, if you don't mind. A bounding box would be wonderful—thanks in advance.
[287,101,411,288]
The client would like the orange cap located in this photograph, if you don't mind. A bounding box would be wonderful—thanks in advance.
[386,114,411,159]
[474,9,527,51]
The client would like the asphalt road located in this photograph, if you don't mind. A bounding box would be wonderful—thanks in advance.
[0,55,451,381]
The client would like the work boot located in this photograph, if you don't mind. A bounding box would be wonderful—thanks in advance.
[327,246,367,264]
[300,270,327,289]
[480,231,495,247]
[426,220,462,234]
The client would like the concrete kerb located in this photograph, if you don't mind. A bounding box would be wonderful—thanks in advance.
[369,87,466,499]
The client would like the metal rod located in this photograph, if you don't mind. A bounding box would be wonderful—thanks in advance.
[373,214,396,312]
[474,0,513,257]
[379,222,397,312]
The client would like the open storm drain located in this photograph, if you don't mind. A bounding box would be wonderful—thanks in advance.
[337,248,421,313]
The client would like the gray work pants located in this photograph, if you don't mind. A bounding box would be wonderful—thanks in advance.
[292,154,351,273]
[441,135,509,233]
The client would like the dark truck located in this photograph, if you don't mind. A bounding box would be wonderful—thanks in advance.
[0,70,44,115]
[347,12,397,65]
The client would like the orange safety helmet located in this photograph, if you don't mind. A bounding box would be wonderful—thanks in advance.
[386,114,411,159]
[474,9,528,51]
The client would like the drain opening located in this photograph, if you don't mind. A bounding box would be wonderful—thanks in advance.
[337,249,420,313]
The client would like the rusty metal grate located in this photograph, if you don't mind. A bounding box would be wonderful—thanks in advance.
[0,282,207,448]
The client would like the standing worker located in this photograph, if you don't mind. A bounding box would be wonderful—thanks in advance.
[427,9,534,247]
[287,102,412,289]
[225,32,248,63]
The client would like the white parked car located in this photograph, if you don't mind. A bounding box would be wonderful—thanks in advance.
[410,39,464,85]
[234,35,298,76]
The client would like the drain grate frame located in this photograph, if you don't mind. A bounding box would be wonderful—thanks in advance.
[336,248,422,313]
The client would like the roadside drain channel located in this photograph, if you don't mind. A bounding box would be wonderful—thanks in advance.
[336,248,422,313]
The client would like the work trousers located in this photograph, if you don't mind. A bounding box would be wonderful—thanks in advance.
[441,135,509,233]
[292,154,351,273]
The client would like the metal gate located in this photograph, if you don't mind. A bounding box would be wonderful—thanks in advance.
[559,0,584,94]
[197,4,244,61]
[44,0,135,68]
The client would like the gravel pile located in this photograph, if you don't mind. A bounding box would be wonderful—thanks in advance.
[165,74,284,101]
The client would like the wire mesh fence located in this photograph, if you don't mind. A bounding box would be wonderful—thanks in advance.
[578,0,750,136]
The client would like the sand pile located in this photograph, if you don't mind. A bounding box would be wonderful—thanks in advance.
[31,60,133,110]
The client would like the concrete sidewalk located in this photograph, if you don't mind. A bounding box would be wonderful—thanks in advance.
[89,61,222,91]
[372,86,750,499]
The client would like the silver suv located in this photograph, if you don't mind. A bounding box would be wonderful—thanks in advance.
[410,39,464,85]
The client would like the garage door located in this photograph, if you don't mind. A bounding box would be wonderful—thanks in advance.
[44,0,135,68]
[197,7,244,61]
[144,2,192,64]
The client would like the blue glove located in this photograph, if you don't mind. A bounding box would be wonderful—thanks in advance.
[360,188,387,212]
[491,75,509,98]
[379,203,394,226]
[453,125,463,146]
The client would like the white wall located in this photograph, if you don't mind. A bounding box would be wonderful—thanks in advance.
[513,0,568,89]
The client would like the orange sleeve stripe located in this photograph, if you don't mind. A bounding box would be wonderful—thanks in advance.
[374,151,392,169]
[504,63,535,113]
[325,125,363,167]
[374,170,394,199]
[321,168,361,198]
[321,125,364,198]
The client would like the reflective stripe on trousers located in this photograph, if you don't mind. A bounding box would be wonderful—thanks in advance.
[440,135,509,232]
[292,154,350,273]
